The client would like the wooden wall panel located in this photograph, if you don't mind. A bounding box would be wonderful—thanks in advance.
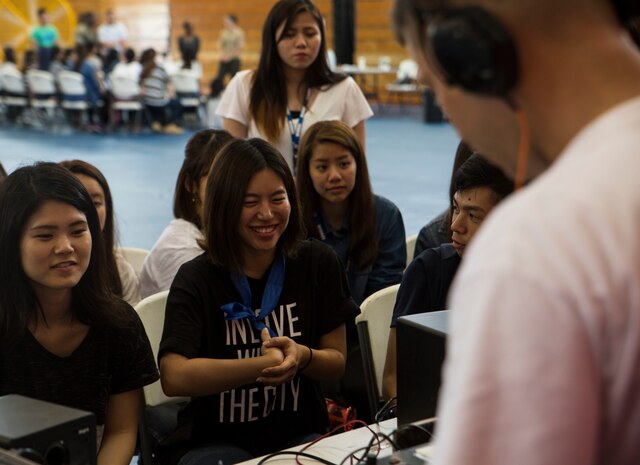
[84,0,170,53]
[168,0,333,90]
[0,0,412,103]
[0,0,80,55]
[355,0,417,103]
[0,0,167,64]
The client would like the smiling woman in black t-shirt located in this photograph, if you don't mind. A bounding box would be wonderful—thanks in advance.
[159,138,359,464]
[0,163,159,465]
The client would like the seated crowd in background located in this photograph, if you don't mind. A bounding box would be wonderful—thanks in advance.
[0,41,199,134]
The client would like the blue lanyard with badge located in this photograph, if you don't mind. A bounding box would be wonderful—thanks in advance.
[287,89,311,172]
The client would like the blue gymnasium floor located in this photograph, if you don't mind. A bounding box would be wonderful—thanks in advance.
[0,111,460,250]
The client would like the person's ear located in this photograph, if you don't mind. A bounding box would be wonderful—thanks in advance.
[185,178,195,194]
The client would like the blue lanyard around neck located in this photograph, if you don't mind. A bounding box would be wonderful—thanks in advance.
[287,89,311,172]
[220,253,286,337]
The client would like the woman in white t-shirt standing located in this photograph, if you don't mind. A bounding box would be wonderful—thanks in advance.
[216,0,373,172]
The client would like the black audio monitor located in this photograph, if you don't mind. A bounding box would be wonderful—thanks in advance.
[396,310,449,425]
[0,395,96,465]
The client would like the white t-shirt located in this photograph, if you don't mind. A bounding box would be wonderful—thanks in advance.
[115,251,141,306]
[139,219,204,299]
[97,22,128,51]
[0,62,19,74]
[434,96,640,465]
[110,61,142,82]
[216,69,374,170]
[173,61,202,80]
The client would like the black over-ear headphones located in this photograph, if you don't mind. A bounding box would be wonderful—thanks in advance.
[612,0,640,24]
[425,0,640,98]
[425,6,518,97]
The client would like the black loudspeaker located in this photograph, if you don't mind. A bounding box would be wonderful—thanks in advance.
[0,395,96,465]
[396,310,449,425]
[427,6,519,96]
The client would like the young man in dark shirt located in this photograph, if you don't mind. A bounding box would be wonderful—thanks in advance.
[383,154,512,399]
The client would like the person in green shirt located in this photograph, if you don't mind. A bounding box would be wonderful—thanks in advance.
[30,8,59,70]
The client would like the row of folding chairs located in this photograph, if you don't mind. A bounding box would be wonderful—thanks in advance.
[109,71,205,131]
[0,68,204,132]
[0,68,91,130]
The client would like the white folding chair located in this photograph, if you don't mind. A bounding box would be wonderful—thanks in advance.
[0,69,29,121]
[117,246,149,276]
[57,70,89,127]
[134,291,188,465]
[26,70,57,106]
[385,59,422,110]
[170,69,202,126]
[355,284,400,419]
[405,233,418,269]
[26,70,58,128]
[109,74,143,131]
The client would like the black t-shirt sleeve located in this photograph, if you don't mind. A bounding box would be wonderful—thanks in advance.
[312,240,360,335]
[110,306,160,394]
[158,258,209,361]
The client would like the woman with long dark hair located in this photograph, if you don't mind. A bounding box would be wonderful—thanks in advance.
[0,162,158,465]
[216,0,373,171]
[59,159,140,305]
[139,48,183,134]
[296,120,406,306]
[296,120,406,420]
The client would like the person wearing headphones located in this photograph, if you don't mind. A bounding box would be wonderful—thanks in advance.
[392,1,640,464]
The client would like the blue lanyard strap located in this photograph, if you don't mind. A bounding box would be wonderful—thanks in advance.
[287,89,311,171]
[220,253,286,337]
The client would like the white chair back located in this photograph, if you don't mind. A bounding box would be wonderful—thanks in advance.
[327,48,337,71]
[117,246,149,276]
[26,70,56,95]
[134,291,188,407]
[110,74,140,100]
[170,70,199,94]
[396,59,419,82]
[355,284,400,416]
[0,69,27,95]
[57,71,88,110]
[405,233,418,269]
[57,70,87,96]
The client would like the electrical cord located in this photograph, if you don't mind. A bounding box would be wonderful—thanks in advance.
[256,419,400,464]
[257,450,337,465]
[338,431,400,465]
[374,397,397,423]
[392,417,437,450]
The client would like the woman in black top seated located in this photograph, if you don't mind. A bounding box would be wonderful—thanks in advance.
[0,162,158,465]
[158,138,358,465]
